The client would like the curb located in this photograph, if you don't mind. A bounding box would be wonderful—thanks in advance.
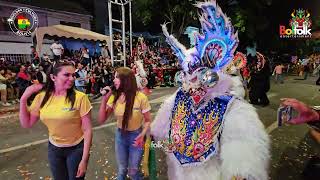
[0,106,19,119]
[0,113,19,120]
[0,108,19,114]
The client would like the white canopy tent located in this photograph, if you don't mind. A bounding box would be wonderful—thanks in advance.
[33,25,111,54]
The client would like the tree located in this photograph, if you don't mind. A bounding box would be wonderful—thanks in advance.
[161,0,198,38]
[133,0,278,50]
[133,0,157,25]
[133,0,198,38]
[233,10,246,33]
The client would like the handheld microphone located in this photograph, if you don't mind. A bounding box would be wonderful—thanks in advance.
[92,85,115,100]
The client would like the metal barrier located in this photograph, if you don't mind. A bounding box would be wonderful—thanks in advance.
[0,54,31,63]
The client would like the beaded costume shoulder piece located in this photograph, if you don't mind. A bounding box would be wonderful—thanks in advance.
[168,89,233,165]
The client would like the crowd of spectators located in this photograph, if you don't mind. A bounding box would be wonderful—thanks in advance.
[0,34,179,107]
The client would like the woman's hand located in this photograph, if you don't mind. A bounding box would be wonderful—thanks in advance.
[76,160,87,178]
[98,86,113,124]
[101,86,112,98]
[133,133,145,148]
[280,98,319,124]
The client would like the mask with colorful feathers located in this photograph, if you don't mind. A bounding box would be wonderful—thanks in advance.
[163,0,239,95]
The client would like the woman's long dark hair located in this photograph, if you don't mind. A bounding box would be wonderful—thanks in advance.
[113,67,137,131]
[40,61,76,108]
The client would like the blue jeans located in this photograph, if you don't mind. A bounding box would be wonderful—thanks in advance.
[303,72,309,80]
[48,141,84,180]
[275,74,284,84]
[115,128,144,180]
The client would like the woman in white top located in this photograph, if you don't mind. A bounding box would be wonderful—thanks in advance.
[81,48,90,66]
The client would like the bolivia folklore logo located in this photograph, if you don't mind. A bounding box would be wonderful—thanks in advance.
[279,9,312,38]
[7,7,38,36]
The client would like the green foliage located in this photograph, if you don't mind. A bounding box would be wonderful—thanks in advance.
[314,16,320,29]
[133,0,197,36]
[133,0,157,25]
[133,0,278,50]
[233,10,246,33]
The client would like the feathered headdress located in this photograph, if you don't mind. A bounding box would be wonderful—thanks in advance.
[162,0,239,74]
[224,51,247,74]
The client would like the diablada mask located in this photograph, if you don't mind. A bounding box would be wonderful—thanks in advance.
[163,0,239,104]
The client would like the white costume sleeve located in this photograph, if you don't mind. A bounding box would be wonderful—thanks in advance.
[220,99,270,180]
[230,76,245,99]
[150,91,177,141]
[135,60,147,77]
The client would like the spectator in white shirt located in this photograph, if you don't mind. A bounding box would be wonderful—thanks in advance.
[81,47,90,66]
[101,45,110,59]
[75,63,88,92]
[50,40,64,62]
[0,68,11,106]
[36,65,47,84]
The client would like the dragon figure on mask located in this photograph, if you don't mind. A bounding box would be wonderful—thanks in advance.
[150,1,270,180]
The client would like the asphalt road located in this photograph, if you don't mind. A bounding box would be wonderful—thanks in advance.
[0,75,319,180]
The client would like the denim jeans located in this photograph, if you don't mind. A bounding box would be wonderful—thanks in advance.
[115,128,144,180]
[275,74,284,84]
[303,72,309,80]
[48,140,84,180]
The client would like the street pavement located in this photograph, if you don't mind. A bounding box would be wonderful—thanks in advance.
[0,75,320,180]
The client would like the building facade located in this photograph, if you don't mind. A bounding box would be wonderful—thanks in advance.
[0,1,92,62]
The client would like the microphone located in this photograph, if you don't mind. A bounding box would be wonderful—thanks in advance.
[91,85,115,100]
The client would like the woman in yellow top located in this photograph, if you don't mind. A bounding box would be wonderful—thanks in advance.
[98,67,151,180]
[19,61,93,180]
